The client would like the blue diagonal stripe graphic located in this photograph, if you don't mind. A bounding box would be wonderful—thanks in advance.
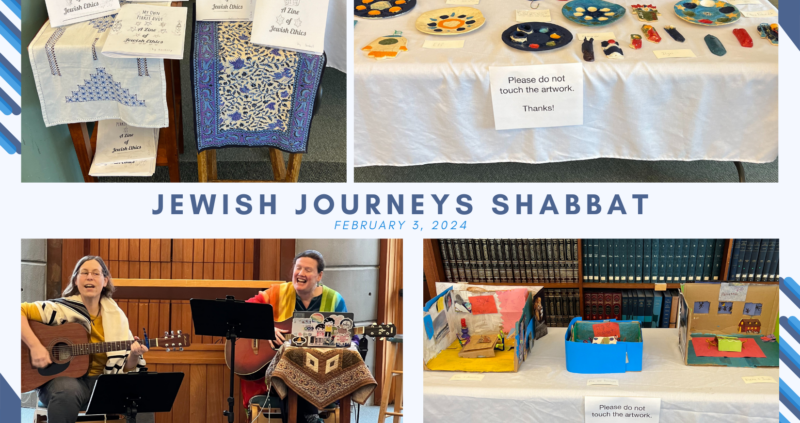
[782,278,800,310]
[0,0,20,19]
[782,380,800,420]
[781,317,800,343]
[780,413,791,423]
[0,11,19,53]
[0,53,20,95]
[0,120,19,154]
[0,0,19,154]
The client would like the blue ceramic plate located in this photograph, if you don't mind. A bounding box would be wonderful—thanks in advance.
[561,0,626,26]
[502,22,574,52]
[355,0,416,19]
[674,0,741,26]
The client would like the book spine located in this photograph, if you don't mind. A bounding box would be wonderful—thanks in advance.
[637,291,646,325]
[755,239,769,282]
[643,239,652,282]
[658,239,667,282]
[489,239,500,281]
[728,239,741,281]
[635,239,644,283]
[644,293,654,328]
[768,239,779,281]
[573,240,579,282]
[737,239,751,281]
[712,239,725,281]
[582,239,588,281]
[694,239,706,281]
[439,240,452,282]
[665,239,675,282]
[746,239,760,281]
[681,239,691,282]
[620,240,628,282]
[672,239,683,283]
[612,291,622,320]
[661,293,673,328]
[652,292,663,328]
[687,239,698,282]
[669,290,679,328]
[621,291,629,320]
[597,239,607,283]
[626,239,635,282]
[611,240,619,282]
[584,291,591,319]
[703,239,715,281]
[460,240,473,281]
[535,239,544,282]
[509,239,520,282]
[650,239,660,282]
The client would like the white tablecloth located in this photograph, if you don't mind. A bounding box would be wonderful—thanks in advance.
[354,0,778,167]
[424,328,778,423]
[325,0,346,72]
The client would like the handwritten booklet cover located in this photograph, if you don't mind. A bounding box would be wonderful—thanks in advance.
[102,4,188,59]
[46,0,121,28]
[197,0,256,21]
[251,0,329,55]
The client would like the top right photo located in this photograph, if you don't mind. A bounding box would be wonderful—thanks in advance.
[353,0,780,183]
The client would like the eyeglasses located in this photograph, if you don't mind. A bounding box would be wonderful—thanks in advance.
[79,271,103,277]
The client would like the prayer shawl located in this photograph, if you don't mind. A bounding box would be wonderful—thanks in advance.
[31,295,146,374]
[192,21,325,153]
[28,3,169,128]
[241,283,347,408]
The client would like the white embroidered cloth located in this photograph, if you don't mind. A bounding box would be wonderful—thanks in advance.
[29,10,169,128]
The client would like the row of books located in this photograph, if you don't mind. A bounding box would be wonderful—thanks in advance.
[584,290,681,328]
[582,239,726,283]
[438,239,580,283]
[544,289,580,327]
[727,239,780,282]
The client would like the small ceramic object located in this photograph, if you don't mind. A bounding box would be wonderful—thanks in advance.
[642,24,661,43]
[602,39,624,59]
[562,0,626,27]
[631,4,660,22]
[510,31,528,43]
[674,0,741,26]
[361,31,408,60]
[518,24,534,34]
[582,37,595,62]
[757,23,778,46]
[539,27,549,34]
[705,34,727,56]
[415,7,485,35]
[664,25,685,42]
[630,34,642,49]
[355,0,416,19]
[733,28,753,48]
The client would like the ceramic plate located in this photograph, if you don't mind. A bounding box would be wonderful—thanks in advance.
[674,0,741,26]
[415,7,485,36]
[355,0,416,19]
[502,22,574,52]
[561,0,626,26]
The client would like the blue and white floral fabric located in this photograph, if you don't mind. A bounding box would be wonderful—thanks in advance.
[28,4,169,128]
[193,21,325,153]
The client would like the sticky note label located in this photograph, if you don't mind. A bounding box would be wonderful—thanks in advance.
[655,283,667,291]
[423,40,465,49]
[451,374,485,381]
[742,376,777,384]
[576,32,615,42]
[516,9,551,22]
[742,10,778,18]
[719,284,749,302]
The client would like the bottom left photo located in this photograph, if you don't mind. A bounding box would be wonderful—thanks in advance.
[20,239,403,423]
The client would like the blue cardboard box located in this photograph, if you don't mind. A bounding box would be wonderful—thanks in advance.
[565,317,643,374]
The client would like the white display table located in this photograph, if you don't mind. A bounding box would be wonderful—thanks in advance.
[354,0,779,167]
[424,328,778,423]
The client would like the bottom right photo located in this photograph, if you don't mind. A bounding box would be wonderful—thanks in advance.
[421,239,779,422]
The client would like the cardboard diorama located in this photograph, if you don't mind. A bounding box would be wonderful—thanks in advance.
[422,283,547,373]
[678,283,779,368]
[565,317,643,374]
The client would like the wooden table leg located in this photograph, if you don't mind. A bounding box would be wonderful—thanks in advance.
[392,344,403,423]
[377,342,396,422]
[287,389,298,423]
[171,59,184,155]
[285,153,303,183]
[67,123,96,183]
[162,59,181,182]
[340,395,351,423]
[197,149,217,182]
[269,148,287,181]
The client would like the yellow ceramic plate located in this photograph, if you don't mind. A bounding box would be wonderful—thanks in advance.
[415,7,485,36]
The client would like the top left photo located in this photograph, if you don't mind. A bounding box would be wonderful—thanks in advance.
[21,0,346,183]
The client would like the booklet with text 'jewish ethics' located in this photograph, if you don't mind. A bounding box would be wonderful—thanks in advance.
[251,0,329,55]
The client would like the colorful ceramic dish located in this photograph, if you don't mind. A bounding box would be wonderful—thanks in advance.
[562,0,626,27]
[415,7,485,35]
[501,22,574,52]
[355,0,416,19]
[674,0,741,26]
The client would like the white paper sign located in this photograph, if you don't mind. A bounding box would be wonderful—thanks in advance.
[251,0,329,55]
[585,396,661,423]
[516,9,552,22]
[728,0,762,4]
[742,376,777,384]
[653,49,696,59]
[741,10,778,18]
[45,0,121,28]
[719,283,749,302]
[587,379,619,386]
[577,32,615,42]
[197,0,255,21]
[450,374,484,381]
[423,40,465,49]
[489,63,583,131]
[447,0,480,4]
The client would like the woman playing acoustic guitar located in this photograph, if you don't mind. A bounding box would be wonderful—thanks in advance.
[21,256,148,423]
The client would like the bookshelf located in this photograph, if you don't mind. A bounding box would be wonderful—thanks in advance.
[422,239,779,321]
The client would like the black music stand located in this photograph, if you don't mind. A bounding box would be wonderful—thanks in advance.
[191,297,275,423]
[85,371,183,423]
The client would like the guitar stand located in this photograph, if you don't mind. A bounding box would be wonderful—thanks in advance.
[190,297,275,423]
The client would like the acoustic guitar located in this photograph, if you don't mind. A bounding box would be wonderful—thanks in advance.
[22,321,190,392]
[225,321,396,380]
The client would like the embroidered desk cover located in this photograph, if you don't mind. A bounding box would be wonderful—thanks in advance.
[28,8,169,128]
[192,22,325,154]
[268,346,377,410]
